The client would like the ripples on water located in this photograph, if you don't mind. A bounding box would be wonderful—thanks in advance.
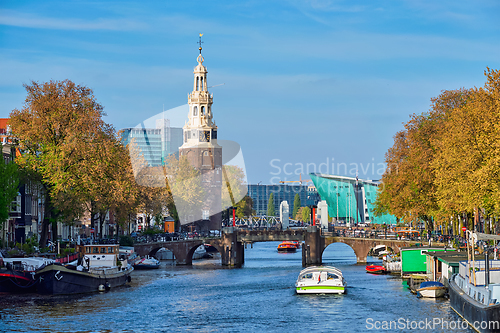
[1,242,473,333]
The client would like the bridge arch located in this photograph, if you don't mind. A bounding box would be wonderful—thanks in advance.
[322,237,406,263]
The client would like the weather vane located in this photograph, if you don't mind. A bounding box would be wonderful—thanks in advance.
[198,33,204,54]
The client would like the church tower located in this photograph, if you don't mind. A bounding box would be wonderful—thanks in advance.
[178,35,222,232]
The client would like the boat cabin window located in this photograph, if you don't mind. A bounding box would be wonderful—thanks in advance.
[302,273,313,279]
[327,273,338,280]
[100,247,106,254]
[93,247,99,254]
[108,247,114,254]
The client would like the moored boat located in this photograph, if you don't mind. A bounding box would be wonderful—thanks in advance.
[133,256,160,269]
[0,256,54,293]
[366,264,388,274]
[448,232,500,332]
[295,266,346,294]
[416,281,447,298]
[35,244,133,295]
[277,241,297,252]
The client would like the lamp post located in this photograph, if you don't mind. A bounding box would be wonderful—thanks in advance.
[336,192,339,225]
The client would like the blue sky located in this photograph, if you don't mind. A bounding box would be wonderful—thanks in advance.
[1,0,499,184]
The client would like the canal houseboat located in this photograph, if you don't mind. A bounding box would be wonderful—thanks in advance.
[0,255,54,293]
[449,232,500,333]
[295,266,346,294]
[35,244,133,295]
[401,247,453,277]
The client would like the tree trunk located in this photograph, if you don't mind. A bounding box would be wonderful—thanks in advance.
[39,190,53,248]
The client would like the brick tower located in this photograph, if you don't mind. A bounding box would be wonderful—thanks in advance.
[178,36,222,232]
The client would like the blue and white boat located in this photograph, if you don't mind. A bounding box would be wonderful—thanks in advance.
[416,281,447,298]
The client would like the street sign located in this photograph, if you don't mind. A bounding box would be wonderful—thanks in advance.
[462,226,466,231]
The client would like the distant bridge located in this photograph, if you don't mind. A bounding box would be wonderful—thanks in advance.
[134,226,421,267]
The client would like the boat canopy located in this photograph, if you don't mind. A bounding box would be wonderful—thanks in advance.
[472,232,500,242]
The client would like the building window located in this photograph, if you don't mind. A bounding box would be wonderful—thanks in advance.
[10,194,21,213]
[202,210,209,220]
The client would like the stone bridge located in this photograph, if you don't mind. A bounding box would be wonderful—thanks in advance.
[134,226,419,267]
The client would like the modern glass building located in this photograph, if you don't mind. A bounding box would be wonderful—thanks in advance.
[309,173,397,225]
[120,119,183,166]
[247,184,321,217]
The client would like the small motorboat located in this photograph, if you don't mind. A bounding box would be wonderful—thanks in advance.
[365,264,388,274]
[133,256,160,269]
[277,241,297,252]
[295,266,346,294]
[416,281,447,298]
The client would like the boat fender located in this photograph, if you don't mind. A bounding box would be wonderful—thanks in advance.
[98,284,106,292]
[127,275,132,283]
[105,282,111,291]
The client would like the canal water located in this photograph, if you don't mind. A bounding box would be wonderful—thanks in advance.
[1,242,473,333]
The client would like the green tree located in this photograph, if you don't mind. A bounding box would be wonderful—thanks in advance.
[221,165,246,210]
[163,154,204,226]
[0,153,19,231]
[236,195,254,218]
[267,192,275,217]
[302,206,311,223]
[292,193,301,220]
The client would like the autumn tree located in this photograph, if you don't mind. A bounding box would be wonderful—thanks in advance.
[376,68,500,235]
[432,69,500,231]
[9,80,134,246]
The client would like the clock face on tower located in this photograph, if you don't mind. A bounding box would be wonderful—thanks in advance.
[199,130,210,142]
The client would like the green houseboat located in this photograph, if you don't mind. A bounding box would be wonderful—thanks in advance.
[401,247,454,276]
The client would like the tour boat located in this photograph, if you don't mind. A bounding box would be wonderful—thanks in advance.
[0,256,54,293]
[365,264,388,274]
[277,241,297,252]
[416,281,447,298]
[35,244,133,295]
[448,232,500,332]
[295,266,346,294]
[133,256,160,269]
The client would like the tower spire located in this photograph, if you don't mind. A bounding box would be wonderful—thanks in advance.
[198,33,203,54]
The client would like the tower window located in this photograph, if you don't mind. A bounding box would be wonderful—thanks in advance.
[196,77,199,91]
[201,106,205,115]
[193,106,198,116]
[201,77,204,91]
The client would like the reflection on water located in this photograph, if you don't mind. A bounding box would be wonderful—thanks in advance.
[1,242,472,332]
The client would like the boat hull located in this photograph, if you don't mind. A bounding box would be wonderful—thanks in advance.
[133,263,159,269]
[449,275,500,333]
[35,264,133,295]
[296,285,345,294]
[0,269,37,293]
[416,286,447,298]
[366,265,387,274]
[277,248,296,253]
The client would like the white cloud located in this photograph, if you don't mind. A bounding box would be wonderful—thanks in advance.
[0,9,148,31]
